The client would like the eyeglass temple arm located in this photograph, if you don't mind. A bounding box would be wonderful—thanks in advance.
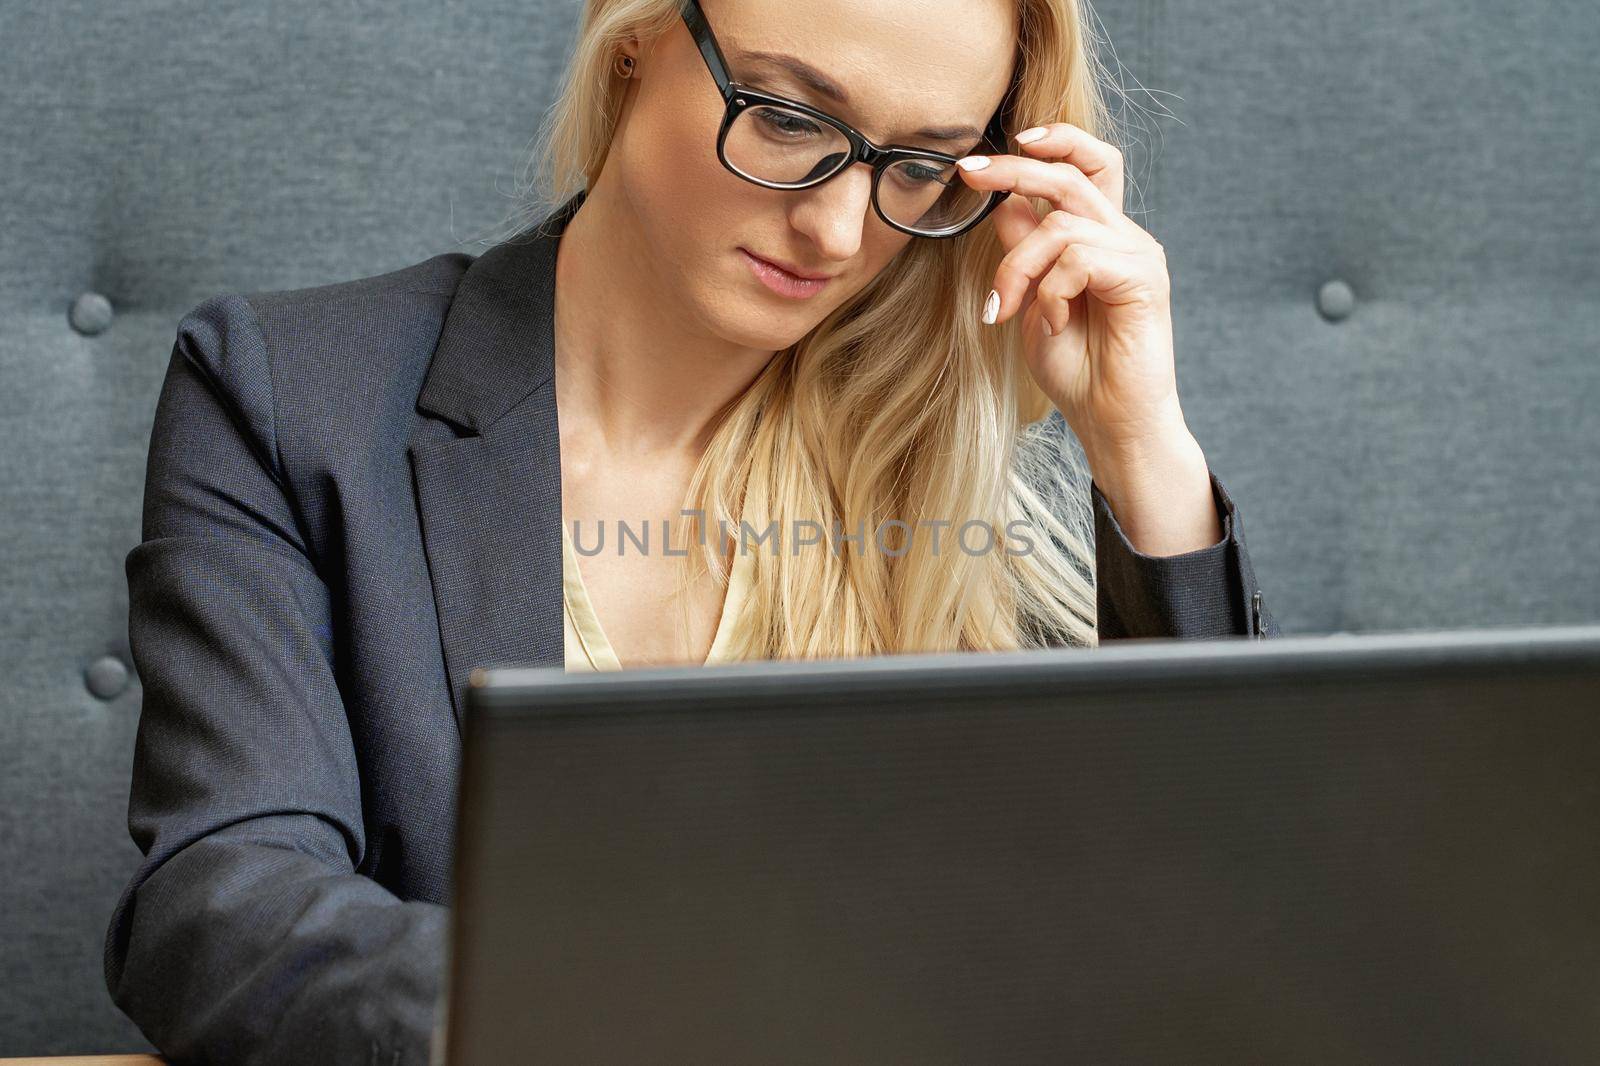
[680,0,733,97]
[986,59,1022,147]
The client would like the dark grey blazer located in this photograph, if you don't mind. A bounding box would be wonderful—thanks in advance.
[104,190,1279,1065]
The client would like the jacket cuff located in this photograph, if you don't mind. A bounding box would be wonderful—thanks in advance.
[1091,470,1251,639]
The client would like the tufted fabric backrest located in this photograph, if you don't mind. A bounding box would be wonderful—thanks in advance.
[1098,0,1598,636]
[3,0,1595,1054]
[1,0,582,1054]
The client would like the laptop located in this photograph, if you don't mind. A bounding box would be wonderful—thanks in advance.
[436,625,1600,1064]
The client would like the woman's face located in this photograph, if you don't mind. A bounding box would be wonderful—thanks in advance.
[607,0,1017,348]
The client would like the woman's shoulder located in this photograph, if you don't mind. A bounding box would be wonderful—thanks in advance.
[187,250,474,380]
[165,249,481,483]
[174,250,474,374]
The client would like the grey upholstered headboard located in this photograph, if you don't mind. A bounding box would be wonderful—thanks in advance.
[2,0,1594,1054]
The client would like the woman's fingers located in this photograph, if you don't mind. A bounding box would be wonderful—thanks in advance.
[956,142,1124,228]
[988,208,1147,325]
[1010,122,1126,214]
[1034,245,1163,336]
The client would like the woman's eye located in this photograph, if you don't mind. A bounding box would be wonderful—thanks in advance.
[754,108,824,139]
[895,162,949,187]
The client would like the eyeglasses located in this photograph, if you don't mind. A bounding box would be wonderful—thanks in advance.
[680,0,1016,240]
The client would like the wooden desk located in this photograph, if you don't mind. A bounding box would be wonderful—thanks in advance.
[0,1057,165,1064]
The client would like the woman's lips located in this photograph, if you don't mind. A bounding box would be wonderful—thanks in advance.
[740,248,832,299]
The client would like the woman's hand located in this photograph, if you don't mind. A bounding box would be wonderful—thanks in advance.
[955,124,1224,556]
[956,122,1181,454]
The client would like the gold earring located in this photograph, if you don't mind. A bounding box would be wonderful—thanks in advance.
[613,53,635,79]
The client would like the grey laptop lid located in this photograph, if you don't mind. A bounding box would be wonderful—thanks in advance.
[440,626,1600,1065]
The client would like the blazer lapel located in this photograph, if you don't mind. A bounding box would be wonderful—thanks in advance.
[408,190,587,736]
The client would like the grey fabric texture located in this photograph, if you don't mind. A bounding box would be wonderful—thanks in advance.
[3,1,585,1055]
[2,0,1591,1056]
[1090,0,1600,634]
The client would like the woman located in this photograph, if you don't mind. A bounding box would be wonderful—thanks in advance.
[104,0,1278,1061]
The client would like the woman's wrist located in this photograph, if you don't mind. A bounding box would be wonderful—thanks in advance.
[1083,424,1224,557]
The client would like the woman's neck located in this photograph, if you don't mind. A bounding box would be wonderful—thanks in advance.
[552,181,776,464]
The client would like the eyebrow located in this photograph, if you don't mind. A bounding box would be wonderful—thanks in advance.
[732,48,985,144]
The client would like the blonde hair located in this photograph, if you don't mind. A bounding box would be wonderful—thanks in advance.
[488,0,1134,657]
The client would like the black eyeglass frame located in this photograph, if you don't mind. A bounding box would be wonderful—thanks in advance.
[680,0,1018,240]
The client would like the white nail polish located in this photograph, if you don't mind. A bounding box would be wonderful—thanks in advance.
[982,289,1000,325]
[956,156,990,172]
[1015,127,1047,144]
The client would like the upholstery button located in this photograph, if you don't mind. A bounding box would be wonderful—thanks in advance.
[70,291,114,335]
[85,655,130,700]
[1316,279,1355,321]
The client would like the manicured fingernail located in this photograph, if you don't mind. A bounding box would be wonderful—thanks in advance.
[982,289,1000,325]
[1015,127,1047,144]
[1041,316,1056,337]
[956,155,990,171]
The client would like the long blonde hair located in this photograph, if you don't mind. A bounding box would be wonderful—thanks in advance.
[488,0,1132,656]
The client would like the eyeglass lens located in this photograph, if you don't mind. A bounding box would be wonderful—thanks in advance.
[723,103,994,236]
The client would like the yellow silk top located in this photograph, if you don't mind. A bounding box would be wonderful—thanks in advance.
[561,518,756,672]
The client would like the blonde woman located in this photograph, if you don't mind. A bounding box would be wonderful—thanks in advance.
[105,0,1278,1060]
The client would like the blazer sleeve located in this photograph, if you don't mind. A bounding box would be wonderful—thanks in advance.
[1091,469,1282,640]
[103,295,447,1066]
